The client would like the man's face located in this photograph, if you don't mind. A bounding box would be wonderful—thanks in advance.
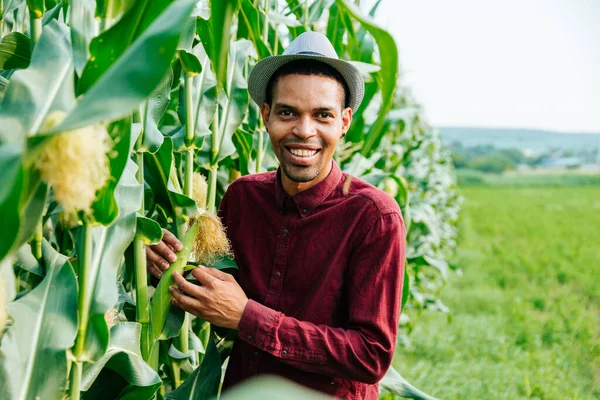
[261,74,352,189]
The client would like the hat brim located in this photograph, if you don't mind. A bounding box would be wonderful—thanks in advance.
[248,54,365,113]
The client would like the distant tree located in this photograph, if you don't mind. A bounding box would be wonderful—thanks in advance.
[468,153,516,174]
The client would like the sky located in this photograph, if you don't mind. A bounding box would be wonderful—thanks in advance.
[372,0,600,133]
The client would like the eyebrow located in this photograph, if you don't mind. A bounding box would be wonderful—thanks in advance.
[273,103,338,113]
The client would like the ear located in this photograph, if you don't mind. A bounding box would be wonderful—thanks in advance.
[260,103,271,127]
[340,107,353,138]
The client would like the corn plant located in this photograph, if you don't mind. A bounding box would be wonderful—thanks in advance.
[0,1,458,399]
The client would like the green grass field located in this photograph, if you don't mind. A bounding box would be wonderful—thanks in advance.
[394,186,600,399]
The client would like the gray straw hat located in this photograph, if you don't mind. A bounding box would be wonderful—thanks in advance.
[248,31,365,113]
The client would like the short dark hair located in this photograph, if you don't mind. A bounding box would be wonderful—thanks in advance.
[265,59,350,109]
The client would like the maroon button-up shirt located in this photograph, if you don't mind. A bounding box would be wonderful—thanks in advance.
[219,161,406,399]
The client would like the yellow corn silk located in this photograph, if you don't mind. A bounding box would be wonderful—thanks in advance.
[190,212,231,266]
[34,111,111,214]
[192,172,208,210]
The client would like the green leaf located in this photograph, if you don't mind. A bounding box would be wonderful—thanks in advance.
[81,322,162,398]
[141,68,171,153]
[69,0,95,75]
[82,159,143,361]
[15,243,43,276]
[335,0,399,157]
[26,0,44,17]
[206,0,240,93]
[144,137,196,220]
[0,20,73,142]
[237,0,272,59]
[401,266,410,309]
[379,366,438,400]
[0,241,78,400]
[136,215,163,246]
[213,256,238,271]
[166,331,221,400]
[217,39,253,161]
[55,0,197,133]
[77,0,175,94]
[0,32,31,70]
[179,50,203,76]
[89,118,134,225]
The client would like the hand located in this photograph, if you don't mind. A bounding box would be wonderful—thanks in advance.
[170,266,249,329]
[146,228,183,279]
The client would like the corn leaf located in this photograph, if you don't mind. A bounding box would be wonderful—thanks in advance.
[205,0,240,94]
[55,0,196,133]
[0,32,31,69]
[0,20,73,142]
[82,158,142,362]
[0,240,78,400]
[379,366,438,400]
[143,137,196,220]
[77,0,175,94]
[166,331,221,400]
[81,322,162,398]
[69,0,95,75]
[335,0,398,157]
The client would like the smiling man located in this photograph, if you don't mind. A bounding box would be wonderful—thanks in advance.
[148,32,406,399]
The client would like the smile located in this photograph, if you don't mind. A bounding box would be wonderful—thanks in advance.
[288,148,318,157]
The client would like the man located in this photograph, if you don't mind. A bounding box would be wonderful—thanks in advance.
[147,32,406,399]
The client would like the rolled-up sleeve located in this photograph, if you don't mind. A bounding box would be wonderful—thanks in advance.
[237,212,406,383]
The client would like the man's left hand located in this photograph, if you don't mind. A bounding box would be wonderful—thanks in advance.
[170,266,248,329]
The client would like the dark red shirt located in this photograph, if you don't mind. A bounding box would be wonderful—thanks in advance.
[219,161,406,399]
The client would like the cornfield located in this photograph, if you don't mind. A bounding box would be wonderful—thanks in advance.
[0,0,459,399]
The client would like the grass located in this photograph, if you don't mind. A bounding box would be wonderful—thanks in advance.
[456,169,600,187]
[394,186,600,399]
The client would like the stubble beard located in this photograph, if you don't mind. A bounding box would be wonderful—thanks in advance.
[281,155,323,183]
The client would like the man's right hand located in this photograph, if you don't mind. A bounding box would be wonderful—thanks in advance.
[146,228,183,279]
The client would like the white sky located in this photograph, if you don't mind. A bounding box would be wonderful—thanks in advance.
[372,0,600,133]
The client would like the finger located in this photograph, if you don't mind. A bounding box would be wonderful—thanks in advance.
[172,272,206,299]
[153,240,177,263]
[170,285,204,315]
[162,229,183,251]
[191,267,218,288]
[146,247,170,271]
[202,266,233,282]
[148,262,163,279]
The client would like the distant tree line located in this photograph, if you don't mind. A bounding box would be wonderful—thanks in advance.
[450,143,525,174]
[449,142,598,174]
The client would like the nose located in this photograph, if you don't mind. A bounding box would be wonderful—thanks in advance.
[292,114,316,140]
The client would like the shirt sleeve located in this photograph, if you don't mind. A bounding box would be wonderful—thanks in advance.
[237,212,406,384]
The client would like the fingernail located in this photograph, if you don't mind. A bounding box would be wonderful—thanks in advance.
[157,272,162,279]
[169,285,174,292]
[169,254,177,262]
[175,243,183,251]
[162,262,169,270]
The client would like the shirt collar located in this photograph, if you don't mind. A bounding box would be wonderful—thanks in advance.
[275,160,343,217]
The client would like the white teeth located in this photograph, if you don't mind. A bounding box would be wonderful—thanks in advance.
[289,148,317,157]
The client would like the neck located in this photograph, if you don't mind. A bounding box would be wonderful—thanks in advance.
[281,161,333,196]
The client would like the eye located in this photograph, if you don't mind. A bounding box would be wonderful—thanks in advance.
[280,109,293,117]
[318,112,332,119]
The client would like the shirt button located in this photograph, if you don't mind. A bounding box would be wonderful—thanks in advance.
[282,228,288,236]
[246,334,252,341]
[281,349,288,356]
[301,208,307,214]
[275,271,281,278]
